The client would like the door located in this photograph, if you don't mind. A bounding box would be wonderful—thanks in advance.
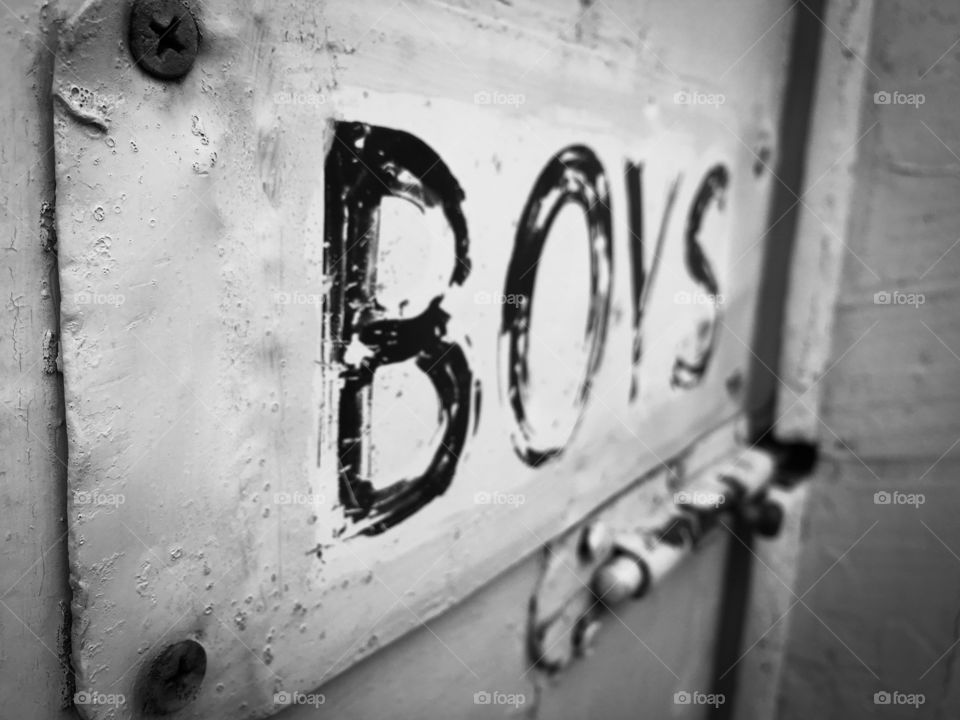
[51,1,801,718]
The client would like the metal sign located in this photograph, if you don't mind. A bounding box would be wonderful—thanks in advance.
[54,0,777,717]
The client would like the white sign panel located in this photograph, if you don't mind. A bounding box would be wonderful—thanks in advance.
[53,0,781,717]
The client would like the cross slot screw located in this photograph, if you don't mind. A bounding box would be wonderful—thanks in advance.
[129,0,200,81]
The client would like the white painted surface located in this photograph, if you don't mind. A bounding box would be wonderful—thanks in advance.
[53,2,792,716]
[0,0,799,718]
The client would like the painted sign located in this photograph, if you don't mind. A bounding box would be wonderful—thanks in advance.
[53,0,778,718]
[322,119,731,538]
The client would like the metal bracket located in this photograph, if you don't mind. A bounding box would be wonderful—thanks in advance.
[527,444,810,673]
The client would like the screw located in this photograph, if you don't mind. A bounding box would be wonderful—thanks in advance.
[129,0,200,81]
[137,639,207,715]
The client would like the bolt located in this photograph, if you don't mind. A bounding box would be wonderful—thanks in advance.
[137,639,206,715]
[593,554,645,605]
[129,0,199,81]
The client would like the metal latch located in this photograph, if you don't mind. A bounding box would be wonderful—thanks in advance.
[527,444,805,673]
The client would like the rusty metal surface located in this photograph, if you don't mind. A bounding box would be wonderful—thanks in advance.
[52,0,789,717]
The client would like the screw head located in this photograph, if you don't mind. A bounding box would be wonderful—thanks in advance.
[129,0,199,81]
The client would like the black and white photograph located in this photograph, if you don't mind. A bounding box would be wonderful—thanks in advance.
[1,1,958,718]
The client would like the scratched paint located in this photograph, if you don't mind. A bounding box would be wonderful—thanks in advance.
[671,165,729,389]
[500,145,613,467]
[324,121,477,537]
